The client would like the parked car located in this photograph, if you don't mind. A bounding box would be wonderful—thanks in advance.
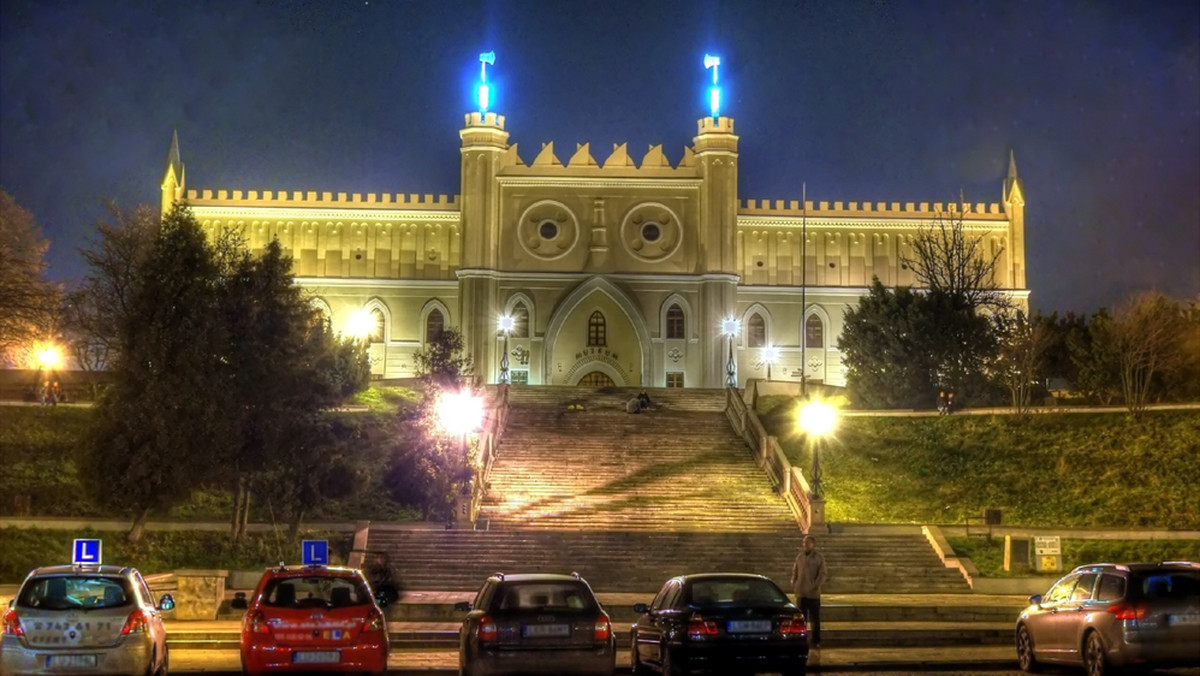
[238,564,389,675]
[455,572,616,676]
[1016,561,1200,675]
[631,573,809,675]
[1,564,175,676]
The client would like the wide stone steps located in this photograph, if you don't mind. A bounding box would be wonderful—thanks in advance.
[506,386,728,412]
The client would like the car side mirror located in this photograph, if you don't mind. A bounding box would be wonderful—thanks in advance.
[1028,594,1042,606]
[453,601,472,612]
[158,594,175,611]
[633,603,649,614]
[374,590,390,608]
[231,592,248,610]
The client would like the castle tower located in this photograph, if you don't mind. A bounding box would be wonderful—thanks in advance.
[1003,149,1027,291]
[160,130,185,215]
[693,116,740,387]
[458,111,510,376]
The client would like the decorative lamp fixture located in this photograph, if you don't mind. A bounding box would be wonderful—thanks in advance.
[761,345,779,382]
[704,54,721,118]
[478,51,495,112]
[721,317,740,388]
[497,314,514,384]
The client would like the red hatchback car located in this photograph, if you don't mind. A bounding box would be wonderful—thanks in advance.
[239,565,389,675]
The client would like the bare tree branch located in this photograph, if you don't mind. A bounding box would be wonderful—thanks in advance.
[902,197,1009,312]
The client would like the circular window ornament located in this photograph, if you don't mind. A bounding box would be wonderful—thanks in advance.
[539,221,559,240]
[642,223,661,242]
[620,203,683,262]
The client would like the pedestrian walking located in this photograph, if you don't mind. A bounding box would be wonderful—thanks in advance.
[790,535,828,648]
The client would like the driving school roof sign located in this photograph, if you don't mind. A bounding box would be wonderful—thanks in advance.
[72,538,102,565]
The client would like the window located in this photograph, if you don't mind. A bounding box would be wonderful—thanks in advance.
[512,302,529,338]
[510,370,529,385]
[1045,574,1079,604]
[642,223,661,242]
[262,576,371,609]
[18,576,133,610]
[426,309,444,343]
[539,221,558,240]
[1071,573,1098,602]
[368,308,385,343]
[805,314,824,349]
[747,313,766,348]
[1095,574,1125,602]
[666,372,684,388]
[588,311,606,346]
[666,304,684,340]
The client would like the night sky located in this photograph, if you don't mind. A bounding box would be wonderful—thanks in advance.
[2,0,1197,314]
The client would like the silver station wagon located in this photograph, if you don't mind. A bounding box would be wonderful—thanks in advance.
[2,564,175,675]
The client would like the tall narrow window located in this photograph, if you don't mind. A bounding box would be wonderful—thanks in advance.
[666,304,685,340]
[368,308,385,343]
[588,311,606,346]
[425,309,444,344]
[805,315,824,349]
[512,302,529,338]
[747,313,766,348]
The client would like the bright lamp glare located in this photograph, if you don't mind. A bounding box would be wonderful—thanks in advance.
[497,315,515,333]
[721,317,740,336]
[347,310,375,338]
[437,391,484,436]
[800,401,837,437]
[36,345,62,370]
[709,87,721,118]
[477,84,490,112]
[762,346,779,364]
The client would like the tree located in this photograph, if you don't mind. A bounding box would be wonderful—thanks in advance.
[0,190,60,358]
[991,310,1054,413]
[1108,292,1187,413]
[902,199,1008,312]
[1067,309,1122,405]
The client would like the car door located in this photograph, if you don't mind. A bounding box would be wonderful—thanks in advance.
[1053,572,1098,661]
[634,581,671,667]
[652,581,685,667]
[133,571,167,662]
[1028,573,1079,659]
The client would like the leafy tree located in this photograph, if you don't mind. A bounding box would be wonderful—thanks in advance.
[0,190,60,359]
[1067,309,1121,405]
[1108,291,1187,412]
[991,310,1054,413]
[902,199,1008,312]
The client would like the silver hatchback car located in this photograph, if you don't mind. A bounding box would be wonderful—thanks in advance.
[1016,561,1200,675]
[2,564,175,675]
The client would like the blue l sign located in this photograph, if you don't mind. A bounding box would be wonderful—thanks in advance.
[301,540,328,566]
[73,538,102,565]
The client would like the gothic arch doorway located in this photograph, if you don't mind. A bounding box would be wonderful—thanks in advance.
[577,371,615,387]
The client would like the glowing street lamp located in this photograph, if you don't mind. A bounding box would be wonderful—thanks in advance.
[799,400,838,499]
[721,317,740,388]
[35,344,62,371]
[761,345,780,382]
[436,390,485,438]
[497,315,514,385]
[347,309,375,341]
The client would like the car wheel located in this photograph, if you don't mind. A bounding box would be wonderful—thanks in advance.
[1016,624,1040,672]
[1083,631,1110,676]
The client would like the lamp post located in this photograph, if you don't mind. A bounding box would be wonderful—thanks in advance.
[761,345,779,382]
[800,182,808,399]
[497,315,514,385]
[721,318,740,388]
[436,389,485,526]
[798,400,836,499]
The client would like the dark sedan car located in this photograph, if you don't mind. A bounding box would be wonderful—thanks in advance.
[1016,561,1200,675]
[631,573,809,675]
[455,572,616,676]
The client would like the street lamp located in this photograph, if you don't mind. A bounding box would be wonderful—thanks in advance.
[721,317,740,388]
[347,309,375,341]
[35,343,62,372]
[799,400,837,499]
[761,345,780,382]
[497,315,514,385]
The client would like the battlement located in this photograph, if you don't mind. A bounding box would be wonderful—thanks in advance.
[697,116,736,134]
[184,189,460,210]
[463,111,506,129]
[739,199,1006,218]
[501,141,697,173]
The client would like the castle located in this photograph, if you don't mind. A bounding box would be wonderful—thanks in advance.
[160,89,1028,389]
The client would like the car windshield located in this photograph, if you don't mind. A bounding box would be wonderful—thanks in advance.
[17,575,133,611]
[262,576,371,609]
[687,578,788,607]
[1138,572,1200,600]
[494,582,596,612]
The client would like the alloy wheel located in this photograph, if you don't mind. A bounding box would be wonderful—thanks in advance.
[1016,625,1038,672]
[1084,632,1108,676]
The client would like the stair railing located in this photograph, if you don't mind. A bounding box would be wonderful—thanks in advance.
[467,384,510,526]
[724,387,816,533]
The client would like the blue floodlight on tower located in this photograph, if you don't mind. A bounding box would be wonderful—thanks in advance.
[478,51,495,112]
[704,54,721,118]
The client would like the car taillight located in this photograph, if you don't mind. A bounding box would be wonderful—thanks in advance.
[120,609,149,635]
[478,616,498,643]
[362,610,385,633]
[780,613,808,636]
[246,611,271,634]
[1109,604,1148,620]
[2,609,24,636]
[594,616,612,641]
[687,616,719,640]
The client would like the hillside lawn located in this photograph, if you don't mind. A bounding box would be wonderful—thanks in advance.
[756,396,1200,529]
[947,536,1200,579]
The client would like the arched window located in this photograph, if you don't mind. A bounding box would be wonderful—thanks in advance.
[425,309,444,344]
[805,315,824,349]
[587,311,606,347]
[747,313,766,348]
[512,302,529,338]
[666,304,685,340]
[368,308,385,343]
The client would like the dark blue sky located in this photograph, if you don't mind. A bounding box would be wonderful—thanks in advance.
[2,0,1197,314]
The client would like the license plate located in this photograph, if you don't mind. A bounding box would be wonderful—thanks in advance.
[522,624,570,637]
[1168,613,1200,626]
[45,654,97,669]
[727,620,773,633]
[293,651,341,664]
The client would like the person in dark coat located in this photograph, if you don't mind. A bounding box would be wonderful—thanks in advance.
[790,535,828,648]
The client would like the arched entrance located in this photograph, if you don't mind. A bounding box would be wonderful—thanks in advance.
[544,277,650,386]
[577,371,615,387]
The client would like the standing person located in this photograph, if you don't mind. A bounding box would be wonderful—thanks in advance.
[937,391,947,415]
[51,382,61,406]
[790,535,828,648]
[40,381,51,406]
[946,391,956,414]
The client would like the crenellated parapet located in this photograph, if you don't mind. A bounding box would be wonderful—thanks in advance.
[739,199,1007,219]
[498,140,698,174]
[184,189,460,210]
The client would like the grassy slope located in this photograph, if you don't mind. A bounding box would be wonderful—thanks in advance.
[947,536,1200,578]
[758,396,1200,528]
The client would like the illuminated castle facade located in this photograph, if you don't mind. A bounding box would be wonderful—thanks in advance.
[161,102,1028,389]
